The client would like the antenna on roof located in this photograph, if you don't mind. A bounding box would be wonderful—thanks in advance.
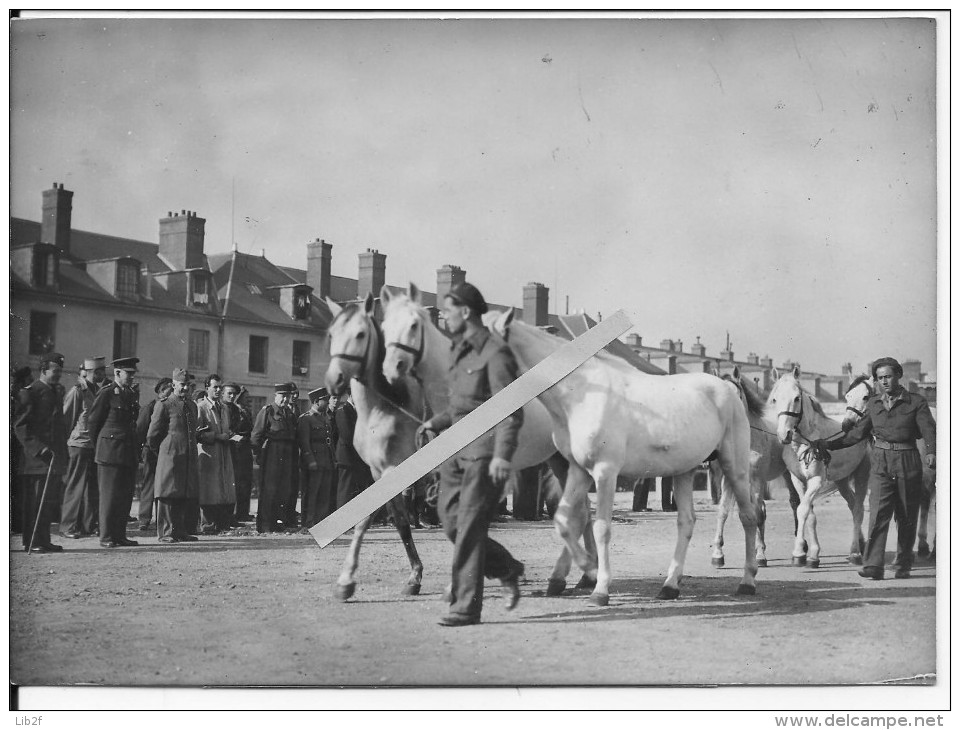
[231,177,237,252]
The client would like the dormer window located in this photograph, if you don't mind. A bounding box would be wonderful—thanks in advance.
[32,246,59,289]
[116,261,140,300]
[293,290,310,320]
[191,271,210,306]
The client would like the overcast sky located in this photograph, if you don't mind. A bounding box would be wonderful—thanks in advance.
[10,13,940,375]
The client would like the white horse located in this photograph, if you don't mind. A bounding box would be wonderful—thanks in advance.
[379,283,597,595]
[710,368,784,568]
[843,376,936,562]
[323,293,428,600]
[489,309,759,605]
[768,368,871,568]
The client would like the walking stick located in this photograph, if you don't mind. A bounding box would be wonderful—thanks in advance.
[27,454,56,554]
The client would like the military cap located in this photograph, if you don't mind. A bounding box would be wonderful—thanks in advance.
[286,382,299,393]
[155,377,174,393]
[871,357,903,379]
[82,356,107,371]
[171,368,190,383]
[111,357,140,372]
[274,383,296,394]
[308,386,330,401]
[39,352,65,368]
[445,281,488,316]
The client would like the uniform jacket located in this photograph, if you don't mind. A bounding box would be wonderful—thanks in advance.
[334,401,366,467]
[251,403,298,451]
[147,395,200,500]
[196,397,236,505]
[64,377,103,449]
[833,389,936,453]
[430,328,524,461]
[251,403,298,489]
[297,410,336,470]
[14,379,69,476]
[87,382,141,467]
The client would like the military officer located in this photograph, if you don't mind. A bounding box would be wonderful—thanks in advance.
[135,377,173,531]
[297,387,337,530]
[251,383,298,533]
[416,282,525,627]
[14,352,68,552]
[817,356,937,580]
[86,357,141,548]
[60,356,108,538]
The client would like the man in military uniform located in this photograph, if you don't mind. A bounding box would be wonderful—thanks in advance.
[333,387,374,510]
[297,387,337,530]
[251,383,298,533]
[282,382,303,528]
[14,352,68,552]
[223,383,255,523]
[147,368,200,543]
[87,357,141,548]
[135,377,173,531]
[60,356,108,538]
[416,282,525,627]
[818,356,937,580]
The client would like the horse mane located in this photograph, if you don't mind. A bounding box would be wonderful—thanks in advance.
[509,317,632,373]
[722,374,765,417]
[845,374,873,396]
[806,391,827,418]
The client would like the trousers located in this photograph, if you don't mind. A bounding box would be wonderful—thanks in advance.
[98,464,135,543]
[439,456,522,619]
[138,452,158,527]
[61,446,99,534]
[863,448,924,571]
[21,473,61,548]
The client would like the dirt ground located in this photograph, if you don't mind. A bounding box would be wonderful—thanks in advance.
[10,486,938,689]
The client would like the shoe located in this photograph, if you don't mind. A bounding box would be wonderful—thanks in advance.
[178,534,198,542]
[501,562,525,611]
[438,613,481,627]
[158,536,176,544]
[78,532,97,538]
[59,531,82,539]
[858,567,884,580]
[30,544,64,553]
[117,538,139,547]
[894,568,911,579]
[100,541,120,548]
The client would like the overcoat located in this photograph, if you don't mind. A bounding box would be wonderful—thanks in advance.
[147,395,200,500]
[14,379,68,476]
[251,403,297,493]
[196,398,236,505]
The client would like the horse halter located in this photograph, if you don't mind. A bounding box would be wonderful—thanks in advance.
[844,382,874,421]
[778,391,805,431]
[386,317,425,370]
[330,315,375,382]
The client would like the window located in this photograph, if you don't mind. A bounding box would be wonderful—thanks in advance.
[294,290,310,320]
[249,335,268,374]
[28,311,56,355]
[113,321,138,359]
[292,340,311,377]
[116,263,139,300]
[34,250,56,288]
[188,329,210,371]
[191,273,210,306]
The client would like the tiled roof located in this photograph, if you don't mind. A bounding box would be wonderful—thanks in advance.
[557,313,666,375]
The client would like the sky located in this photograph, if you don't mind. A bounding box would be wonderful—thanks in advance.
[9,13,941,376]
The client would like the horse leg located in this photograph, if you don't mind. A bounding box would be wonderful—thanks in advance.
[551,463,598,591]
[710,474,733,567]
[917,488,931,557]
[789,474,810,565]
[785,475,807,554]
[587,464,619,606]
[335,513,375,601]
[836,478,865,565]
[658,471,697,599]
[546,492,593,596]
[387,495,423,596]
[574,492,598,590]
[794,474,824,568]
[755,477,768,568]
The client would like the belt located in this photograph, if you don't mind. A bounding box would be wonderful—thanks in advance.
[873,438,917,452]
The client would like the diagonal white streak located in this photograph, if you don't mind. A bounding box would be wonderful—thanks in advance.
[309,309,633,548]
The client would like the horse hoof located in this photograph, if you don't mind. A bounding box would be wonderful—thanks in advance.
[808,559,820,569]
[402,583,421,596]
[847,554,863,565]
[791,556,807,567]
[334,583,356,601]
[711,556,725,568]
[546,578,567,596]
[575,574,597,590]
[917,543,930,558]
[736,584,756,596]
[757,559,767,568]
[587,591,609,607]
[657,586,680,600]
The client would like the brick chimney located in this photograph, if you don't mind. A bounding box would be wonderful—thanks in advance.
[522,282,549,326]
[690,336,706,358]
[659,339,675,352]
[307,238,332,299]
[747,352,759,365]
[436,264,465,303]
[358,248,386,299]
[159,210,206,270]
[760,355,773,369]
[41,182,73,253]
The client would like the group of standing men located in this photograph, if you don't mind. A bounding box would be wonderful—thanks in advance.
[12,351,374,551]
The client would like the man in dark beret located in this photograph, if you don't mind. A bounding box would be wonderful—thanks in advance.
[416,281,526,626]
[817,356,936,580]
[13,352,68,552]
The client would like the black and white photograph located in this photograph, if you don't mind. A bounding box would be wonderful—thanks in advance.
[7,10,948,716]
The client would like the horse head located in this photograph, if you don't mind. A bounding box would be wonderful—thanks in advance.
[325,292,381,396]
[381,283,426,385]
[766,365,805,445]
[842,375,874,433]
[487,307,515,339]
